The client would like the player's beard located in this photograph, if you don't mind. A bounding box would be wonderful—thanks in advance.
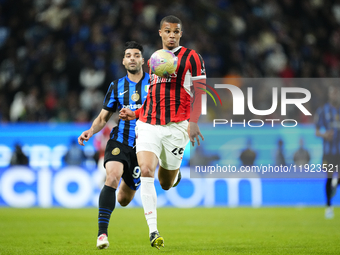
[127,67,141,75]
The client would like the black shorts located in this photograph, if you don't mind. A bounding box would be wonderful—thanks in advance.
[322,154,340,176]
[104,140,141,190]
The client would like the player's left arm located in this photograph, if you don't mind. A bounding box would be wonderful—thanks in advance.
[188,52,206,146]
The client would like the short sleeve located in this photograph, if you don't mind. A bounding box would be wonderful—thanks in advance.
[189,52,206,79]
[314,107,324,129]
[103,81,117,112]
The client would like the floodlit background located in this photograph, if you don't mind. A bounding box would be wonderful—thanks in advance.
[1,0,340,208]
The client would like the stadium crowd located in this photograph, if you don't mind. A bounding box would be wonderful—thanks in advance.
[1,0,340,123]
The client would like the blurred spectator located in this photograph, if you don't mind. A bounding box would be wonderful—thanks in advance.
[36,0,71,31]
[10,143,29,166]
[191,146,220,167]
[9,91,25,121]
[240,139,257,166]
[275,139,286,166]
[0,0,340,123]
[64,139,86,165]
[293,138,311,165]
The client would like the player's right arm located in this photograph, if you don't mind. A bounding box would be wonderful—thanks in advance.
[78,109,113,146]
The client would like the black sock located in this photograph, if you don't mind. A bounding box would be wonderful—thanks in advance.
[326,178,332,206]
[98,185,116,237]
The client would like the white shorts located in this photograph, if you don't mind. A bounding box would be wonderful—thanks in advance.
[135,120,189,170]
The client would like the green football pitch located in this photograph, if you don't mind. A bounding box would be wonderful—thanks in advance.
[0,207,339,254]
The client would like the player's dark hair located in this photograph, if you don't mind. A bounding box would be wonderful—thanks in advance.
[124,41,143,55]
[160,15,182,29]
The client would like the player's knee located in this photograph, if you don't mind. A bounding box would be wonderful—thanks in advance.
[139,164,155,177]
[118,197,130,207]
[105,174,120,188]
[159,180,172,190]
[117,192,133,207]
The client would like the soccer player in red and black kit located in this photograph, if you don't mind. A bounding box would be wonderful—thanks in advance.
[120,15,206,249]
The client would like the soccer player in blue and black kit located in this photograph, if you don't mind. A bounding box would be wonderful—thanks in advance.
[78,41,149,249]
[315,85,340,219]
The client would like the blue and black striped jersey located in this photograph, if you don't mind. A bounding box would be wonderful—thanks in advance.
[103,72,149,147]
[315,103,340,156]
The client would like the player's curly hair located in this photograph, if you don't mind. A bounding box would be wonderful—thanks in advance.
[160,15,182,29]
[124,41,143,55]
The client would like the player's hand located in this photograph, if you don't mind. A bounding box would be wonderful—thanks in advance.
[188,122,204,146]
[119,108,136,121]
[78,130,93,146]
[324,130,334,141]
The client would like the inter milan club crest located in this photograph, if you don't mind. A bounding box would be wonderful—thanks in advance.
[131,91,139,101]
[112,147,120,155]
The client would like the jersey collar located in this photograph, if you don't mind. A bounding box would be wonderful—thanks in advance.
[125,72,145,85]
[169,46,182,53]
[125,75,136,84]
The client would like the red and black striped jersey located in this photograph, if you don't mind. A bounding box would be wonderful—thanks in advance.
[139,46,206,125]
